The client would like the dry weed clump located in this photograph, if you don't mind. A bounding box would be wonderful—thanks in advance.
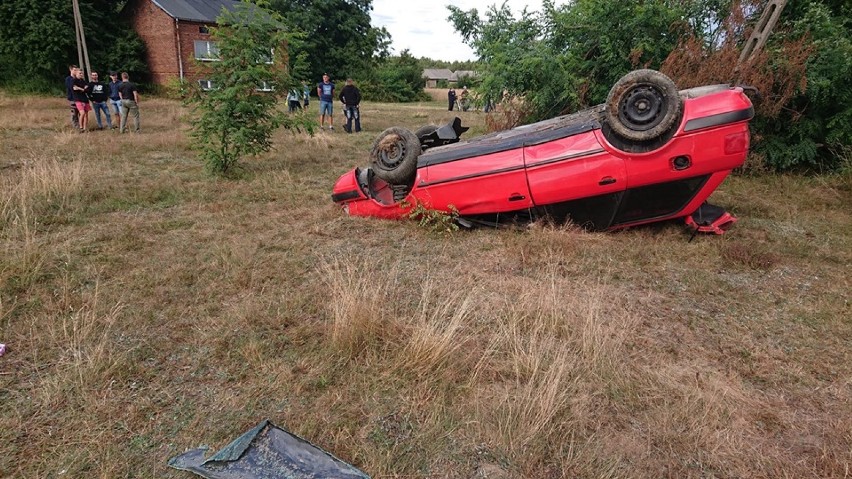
[395,284,472,377]
[721,241,781,269]
[470,269,640,463]
[321,258,404,357]
[1,153,83,286]
[36,282,126,408]
[485,94,532,132]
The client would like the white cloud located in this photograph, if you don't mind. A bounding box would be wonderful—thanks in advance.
[370,0,563,62]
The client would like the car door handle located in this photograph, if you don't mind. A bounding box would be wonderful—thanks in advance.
[599,177,617,186]
[508,194,526,202]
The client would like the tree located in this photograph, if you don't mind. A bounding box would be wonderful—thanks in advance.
[359,50,428,102]
[752,1,852,170]
[0,0,145,92]
[448,1,690,123]
[187,4,312,174]
[267,0,389,82]
[448,4,570,122]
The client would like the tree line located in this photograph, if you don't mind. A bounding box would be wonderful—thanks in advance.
[0,0,425,100]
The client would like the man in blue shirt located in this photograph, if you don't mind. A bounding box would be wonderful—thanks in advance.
[108,71,122,124]
[65,65,79,129]
[316,73,335,131]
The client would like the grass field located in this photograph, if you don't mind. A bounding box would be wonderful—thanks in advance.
[1,92,850,478]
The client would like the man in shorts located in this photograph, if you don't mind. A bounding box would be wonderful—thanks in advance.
[71,68,91,132]
[316,73,335,130]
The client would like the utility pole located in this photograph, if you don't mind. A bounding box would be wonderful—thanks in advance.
[71,0,91,78]
[738,0,788,66]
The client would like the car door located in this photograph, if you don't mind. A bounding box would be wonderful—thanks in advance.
[416,147,533,216]
[524,131,627,229]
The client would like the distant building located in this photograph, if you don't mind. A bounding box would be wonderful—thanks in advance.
[450,70,478,85]
[126,0,259,87]
[422,68,478,88]
[421,68,454,88]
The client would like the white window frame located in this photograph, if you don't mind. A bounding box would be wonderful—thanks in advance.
[197,79,216,91]
[256,81,274,92]
[194,40,219,61]
[259,49,274,65]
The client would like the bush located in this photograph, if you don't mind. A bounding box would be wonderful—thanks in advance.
[359,50,429,103]
[186,5,313,174]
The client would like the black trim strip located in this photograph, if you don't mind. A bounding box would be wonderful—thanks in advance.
[683,106,754,132]
[331,190,361,203]
[525,148,606,169]
[419,164,525,187]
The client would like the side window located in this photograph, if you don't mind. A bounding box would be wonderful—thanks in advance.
[612,176,710,225]
[194,40,219,61]
[259,49,274,64]
[199,26,209,34]
[197,79,216,91]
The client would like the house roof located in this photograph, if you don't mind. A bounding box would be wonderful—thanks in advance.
[149,0,245,23]
[450,70,477,81]
[422,68,454,80]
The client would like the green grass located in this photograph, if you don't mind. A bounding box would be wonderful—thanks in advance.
[0,91,850,478]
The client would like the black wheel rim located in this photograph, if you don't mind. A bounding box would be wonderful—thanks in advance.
[378,136,406,168]
[618,84,665,132]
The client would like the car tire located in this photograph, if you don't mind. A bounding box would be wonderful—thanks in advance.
[370,127,421,185]
[605,69,682,142]
[415,124,439,139]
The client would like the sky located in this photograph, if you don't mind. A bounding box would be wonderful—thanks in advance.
[370,0,564,63]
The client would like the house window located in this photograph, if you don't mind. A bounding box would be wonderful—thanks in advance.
[199,25,209,34]
[194,40,219,61]
[259,49,274,65]
[256,81,274,92]
[198,79,216,91]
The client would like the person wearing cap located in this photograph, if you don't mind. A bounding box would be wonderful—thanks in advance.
[88,71,112,130]
[338,78,361,133]
[316,73,335,130]
[108,71,122,124]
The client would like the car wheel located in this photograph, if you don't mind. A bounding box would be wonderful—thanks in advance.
[605,69,682,142]
[370,127,421,185]
[415,124,438,139]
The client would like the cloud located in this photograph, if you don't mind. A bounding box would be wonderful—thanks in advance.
[371,0,563,62]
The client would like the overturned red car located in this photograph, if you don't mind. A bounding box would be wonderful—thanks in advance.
[332,70,754,233]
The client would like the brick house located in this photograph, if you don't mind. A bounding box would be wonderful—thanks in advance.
[125,0,248,86]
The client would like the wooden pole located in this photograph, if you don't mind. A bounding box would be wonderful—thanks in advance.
[71,0,92,78]
[738,0,788,66]
[72,0,83,69]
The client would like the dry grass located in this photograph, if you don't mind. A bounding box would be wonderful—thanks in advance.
[0,91,850,478]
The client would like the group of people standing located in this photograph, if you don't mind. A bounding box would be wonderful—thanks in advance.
[288,73,362,134]
[286,81,312,113]
[66,65,140,133]
[447,86,470,111]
